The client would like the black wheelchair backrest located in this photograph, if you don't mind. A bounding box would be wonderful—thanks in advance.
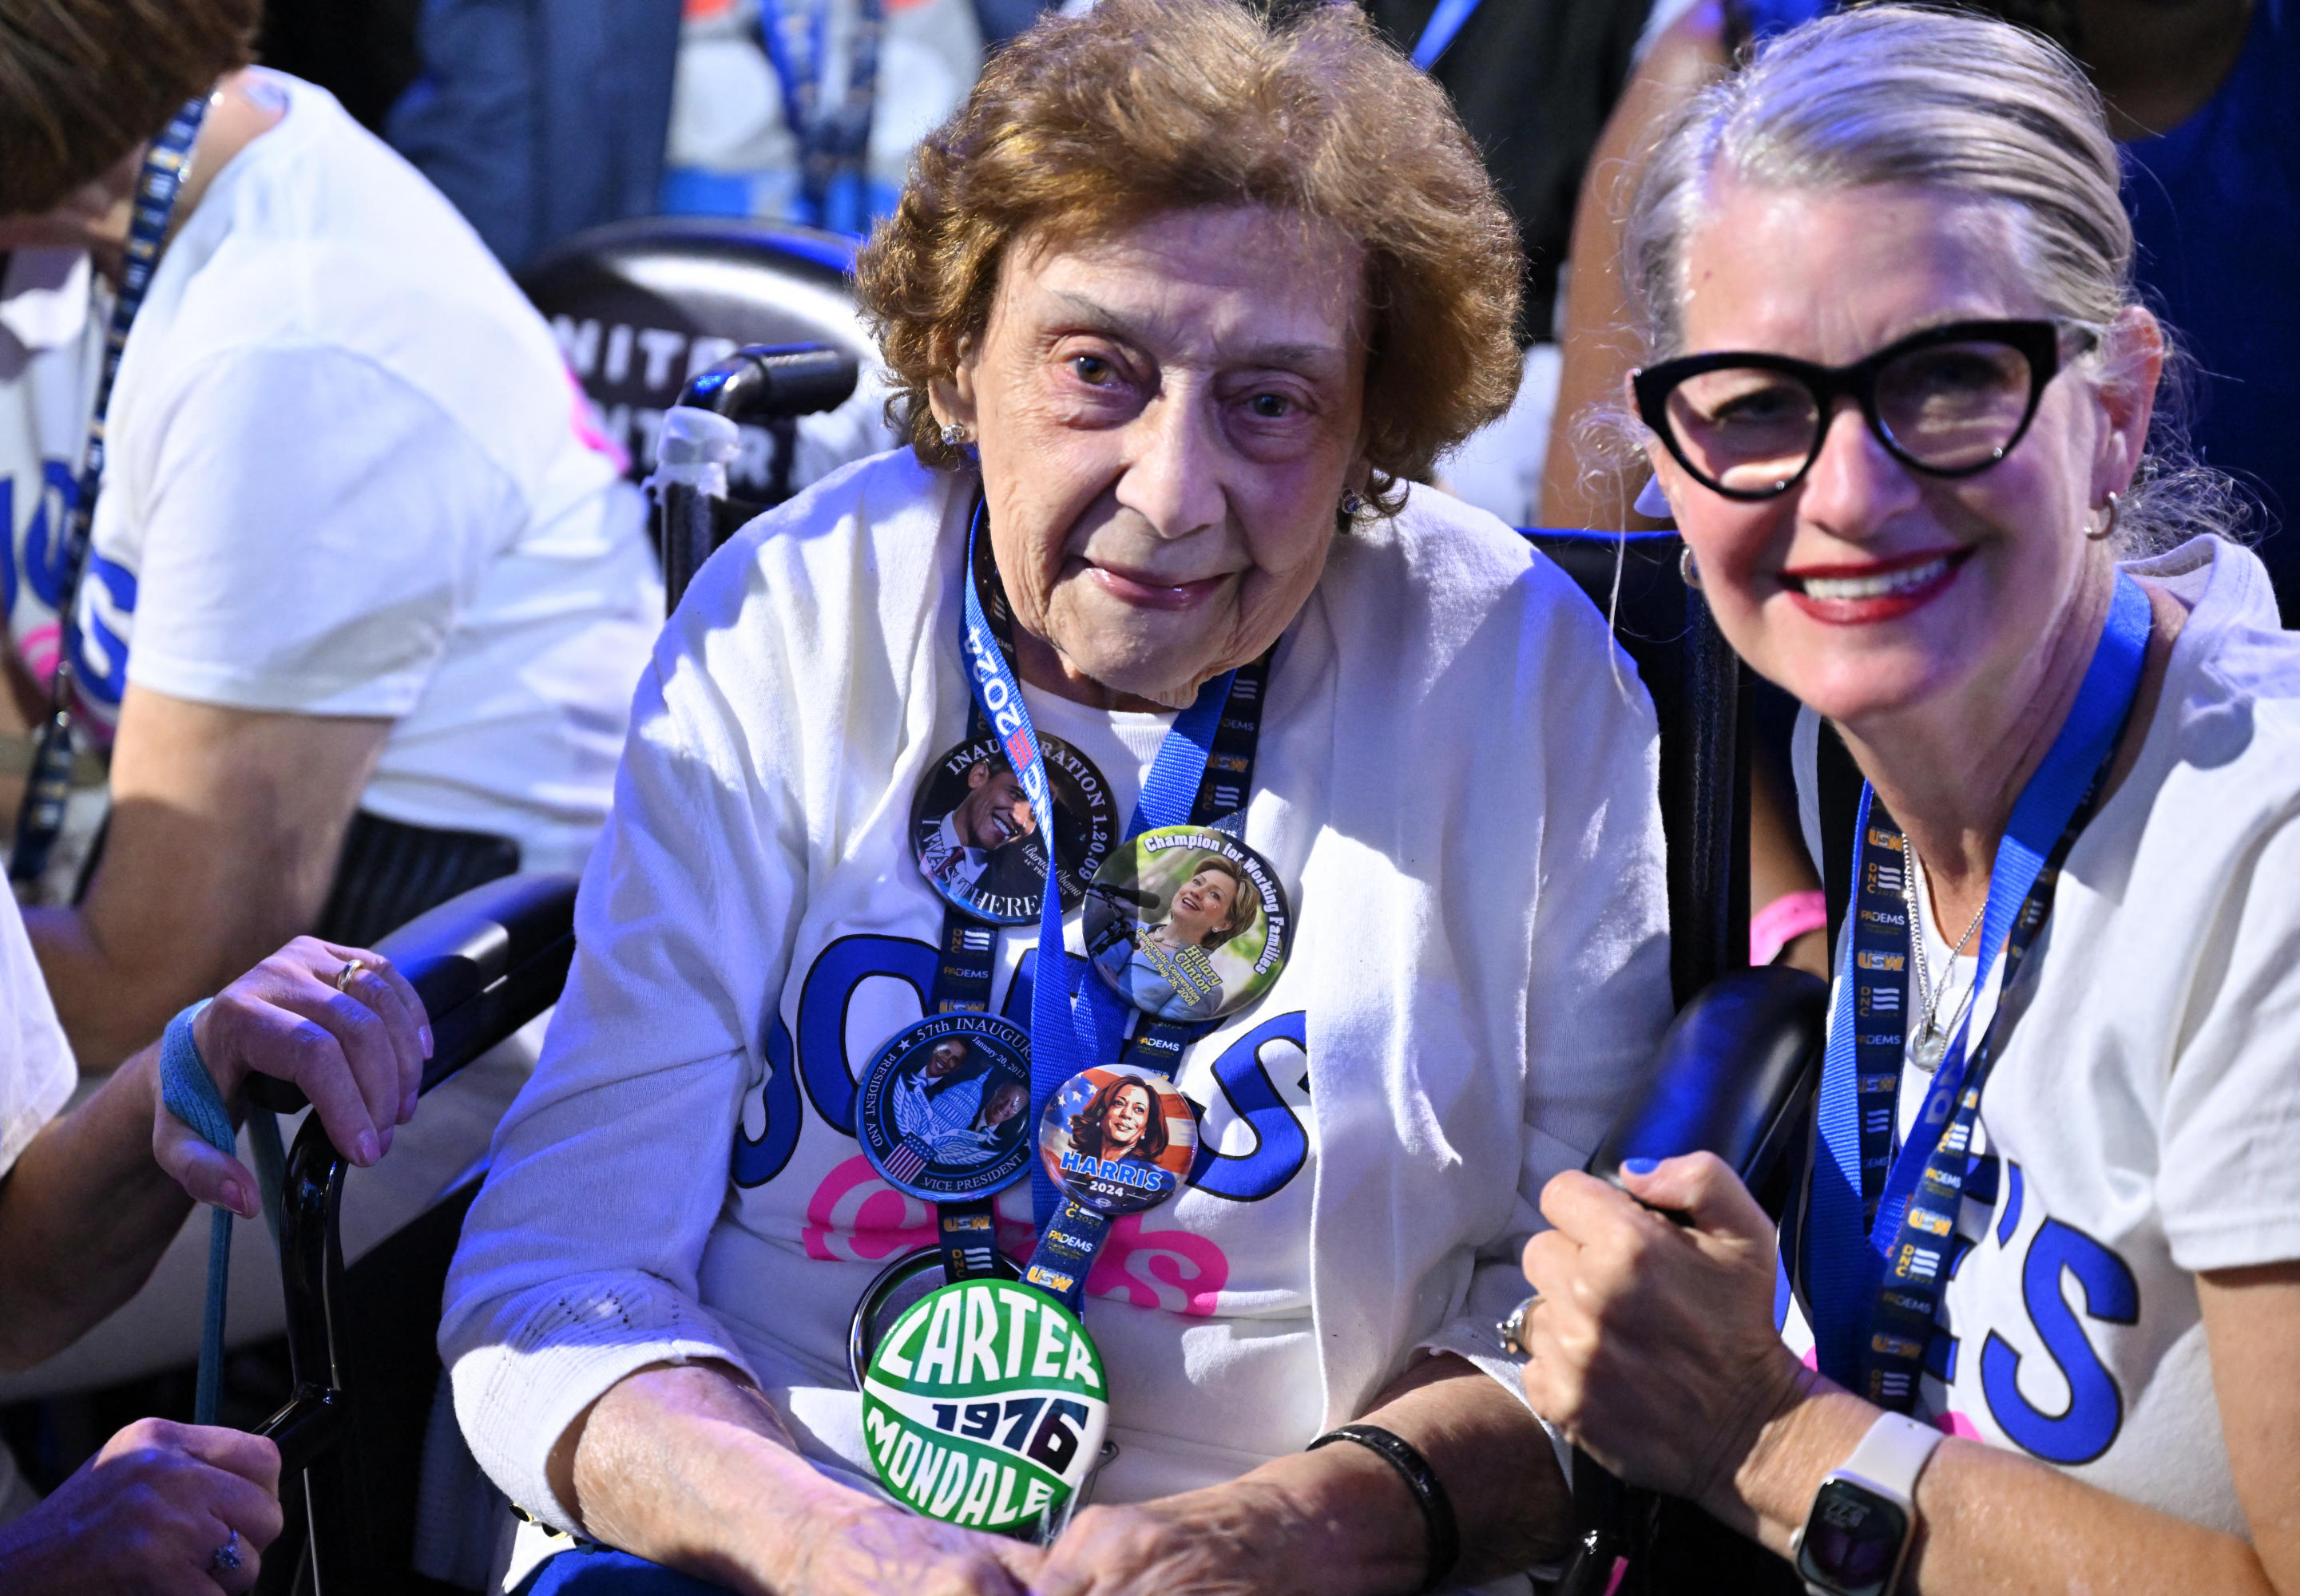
[1522,529,1746,1004]
[516,216,873,493]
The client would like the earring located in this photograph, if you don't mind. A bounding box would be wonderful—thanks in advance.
[939,422,969,449]
[2086,489,2120,542]
[1679,544,1703,589]
[1340,490,1365,519]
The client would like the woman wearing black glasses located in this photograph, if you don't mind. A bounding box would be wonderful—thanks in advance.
[1517,10,2300,1596]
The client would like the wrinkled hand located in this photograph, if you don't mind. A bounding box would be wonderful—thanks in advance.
[0,1418,283,1594]
[783,1499,1044,1596]
[154,937,430,1215]
[1519,1154,1808,1507]
[1033,1485,1302,1596]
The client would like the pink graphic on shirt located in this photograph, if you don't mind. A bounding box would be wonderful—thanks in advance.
[1085,1212,1230,1317]
[801,1155,1033,1264]
[1933,1410,1984,1441]
[565,366,629,473]
[15,621,60,693]
[802,1158,1231,1313]
[803,1156,934,1262]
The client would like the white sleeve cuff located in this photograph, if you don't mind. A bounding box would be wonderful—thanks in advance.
[1414,1319,1576,1494]
[446,1272,759,1533]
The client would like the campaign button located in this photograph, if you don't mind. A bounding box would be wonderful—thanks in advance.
[1035,1066,1197,1218]
[857,1015,1033,1202]
[1081,825,1288,1021]
[912,734,1115,925]
[861,1280,1108,1537]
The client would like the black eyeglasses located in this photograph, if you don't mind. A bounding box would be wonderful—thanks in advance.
[1632,319,2071,501]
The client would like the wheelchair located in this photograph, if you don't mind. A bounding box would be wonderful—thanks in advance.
[232,224,1828,1595]
[240,554,1819,1595]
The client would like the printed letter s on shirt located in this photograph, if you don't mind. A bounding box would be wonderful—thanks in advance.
[1980,1213,2139,1465]
[733,933,935,1182]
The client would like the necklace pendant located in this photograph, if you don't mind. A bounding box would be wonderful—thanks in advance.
[1911,1027,1949,1072]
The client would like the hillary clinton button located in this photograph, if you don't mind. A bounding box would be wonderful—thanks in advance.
[1081,826,1289,1022]
[912,735,1115,925]
[862,1279,1109,1535]
[857,1016,1034,1201]
[1036,1066,1198,1217]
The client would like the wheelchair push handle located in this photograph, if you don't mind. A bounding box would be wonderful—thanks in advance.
[652,342,861,613]
[244,872,580,1118]
[679,342,859,422]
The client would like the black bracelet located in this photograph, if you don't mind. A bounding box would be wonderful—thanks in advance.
[1307,1423,1461,1593]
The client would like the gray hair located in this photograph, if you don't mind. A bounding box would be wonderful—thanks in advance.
[1620,3,2245,553]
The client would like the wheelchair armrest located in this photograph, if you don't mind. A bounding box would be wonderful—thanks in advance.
[1554,965,1826,1596]
[246,872,579,1115]
[1586,964,1827,1216]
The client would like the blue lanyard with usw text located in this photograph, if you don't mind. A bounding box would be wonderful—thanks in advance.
[1802,571,2151,1395]
[957,505,1266,1238]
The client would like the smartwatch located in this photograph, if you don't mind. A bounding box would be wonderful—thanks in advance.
[1789,1411,1944,1596]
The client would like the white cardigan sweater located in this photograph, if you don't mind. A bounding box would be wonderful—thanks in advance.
[441,449,1674,1533]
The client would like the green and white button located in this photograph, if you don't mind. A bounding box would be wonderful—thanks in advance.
[861,1279,1108,1535]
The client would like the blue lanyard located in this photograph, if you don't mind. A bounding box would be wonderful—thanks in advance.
[1802,572,2151,1394]
[759,0,883,233]
[10,95,209,897]
[1412,0,1483,69]
[955,507,1262,1235]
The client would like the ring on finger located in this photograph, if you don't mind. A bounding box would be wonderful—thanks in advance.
[1497,1293,1541,1356]
[212,1528,243,1572]
[334,959,366,994]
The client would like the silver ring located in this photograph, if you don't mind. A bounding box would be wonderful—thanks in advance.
[333,959,366,994]
[1497,1293,1541,1355]
[211,1528,243,1572]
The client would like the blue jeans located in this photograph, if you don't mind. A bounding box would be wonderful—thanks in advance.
[514,1548,736,1594]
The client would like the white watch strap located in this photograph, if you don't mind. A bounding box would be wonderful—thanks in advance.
[1836,1410,1945,1503]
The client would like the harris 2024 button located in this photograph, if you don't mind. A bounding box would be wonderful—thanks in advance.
[1035,1065,1198,1218]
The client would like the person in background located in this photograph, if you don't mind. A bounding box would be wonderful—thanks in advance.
[656,0,983,236]
[0,886,430,1590]
[387,0,1050,272]
[0,0,656,1072]
[1358,0,1667,527]
[1525,14,2300,1593]
[387,0,685,271]
[0,0,655,1432]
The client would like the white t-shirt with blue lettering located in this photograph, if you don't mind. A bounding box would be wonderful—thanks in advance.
[1788,537,2300,1536]
[441,451,1675,1565]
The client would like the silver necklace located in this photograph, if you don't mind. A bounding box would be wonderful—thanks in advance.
[1901,853,1985,1071]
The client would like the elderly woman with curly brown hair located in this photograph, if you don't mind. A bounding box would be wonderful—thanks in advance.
[440,4,1673,1593]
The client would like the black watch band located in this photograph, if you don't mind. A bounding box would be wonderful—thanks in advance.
[1307,1423,1461,1592]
